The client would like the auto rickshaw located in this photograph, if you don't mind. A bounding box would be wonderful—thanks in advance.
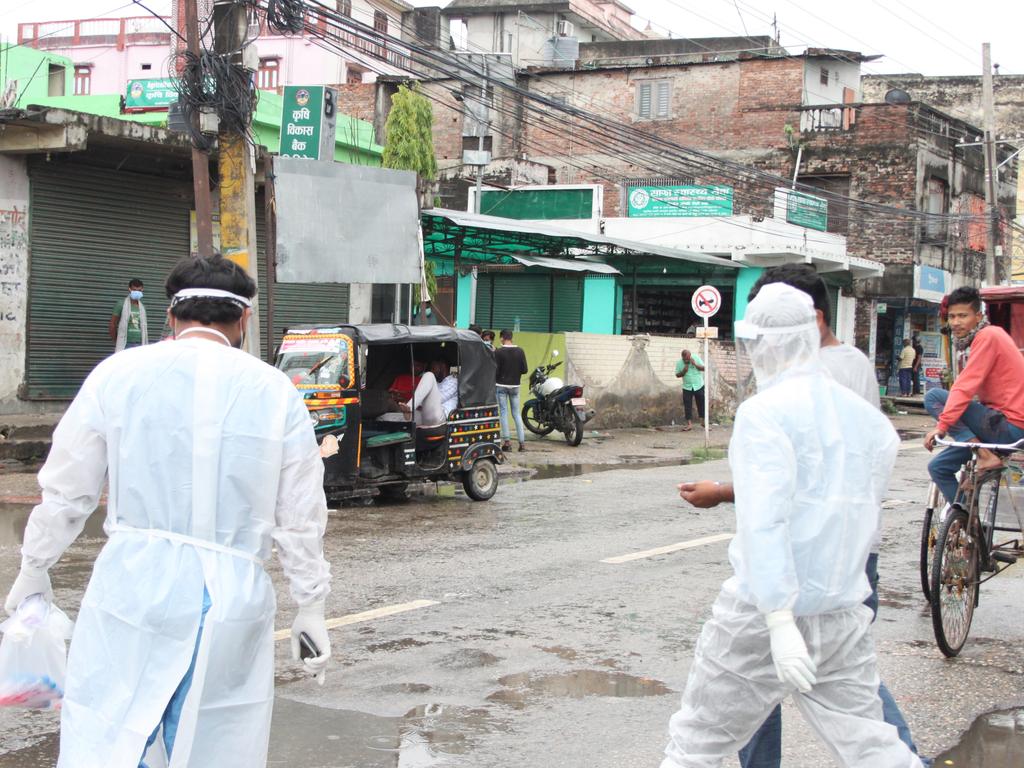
[275,324,505,504]
[981,285,1024,351]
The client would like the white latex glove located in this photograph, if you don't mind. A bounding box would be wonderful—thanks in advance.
[765,609,817,693]
[4,564,53,616]
[290,599,331,685]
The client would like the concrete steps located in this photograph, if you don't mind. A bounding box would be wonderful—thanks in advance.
[0,417,60,462]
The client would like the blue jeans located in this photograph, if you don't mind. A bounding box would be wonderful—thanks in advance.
[924,388,1024,505]
[738,554,919,767]
[898,368,913,395]
[497,386,525,444]
[140,588,212,768]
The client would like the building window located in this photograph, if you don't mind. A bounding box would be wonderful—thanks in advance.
[923,177,949,242]
[820,67,830,86]
[257,58,280,90]
[346,67,364,84]
[636,80,670,120]
[141,63,152,71]
[337,0,351,15]
[73,65,91,95]
[374,10,388,35]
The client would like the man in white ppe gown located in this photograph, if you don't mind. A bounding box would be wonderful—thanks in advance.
[3,255,332,768]
[660,283,921,768]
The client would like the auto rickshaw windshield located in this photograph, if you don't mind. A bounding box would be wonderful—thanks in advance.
[277,334,354,390]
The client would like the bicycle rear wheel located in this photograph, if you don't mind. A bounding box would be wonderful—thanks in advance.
[930,507,978,657]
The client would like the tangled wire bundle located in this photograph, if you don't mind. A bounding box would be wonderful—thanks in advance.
[265,0,306,34]
[175,48,258,150]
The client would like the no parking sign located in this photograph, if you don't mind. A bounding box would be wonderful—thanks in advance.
[689,285,720,447]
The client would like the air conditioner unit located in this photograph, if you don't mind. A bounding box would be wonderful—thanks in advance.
[556,20,574,37]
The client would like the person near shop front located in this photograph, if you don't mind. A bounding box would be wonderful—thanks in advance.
[675,348,705,431]
[4,255,332,767]
[109,277,148,352]
[676,264,925,766]
[660,283,919,768]
[495,329,528,452]
[924,286,1024,505]
[911,335,924,396]
[898,337,916,396]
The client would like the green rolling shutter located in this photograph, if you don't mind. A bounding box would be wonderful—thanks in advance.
[26,159,192,399]
[552,275,583,332]
[474,272,583,333]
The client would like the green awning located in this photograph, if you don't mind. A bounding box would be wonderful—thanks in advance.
[422,208,740,270]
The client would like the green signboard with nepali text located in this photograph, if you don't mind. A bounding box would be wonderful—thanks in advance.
[784,190,829,231]
[627,185,733,218]
[124,78,179,111]
[281,85,326,160]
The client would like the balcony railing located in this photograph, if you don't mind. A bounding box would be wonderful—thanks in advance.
[799,104,856,133]
[18,16,171,50]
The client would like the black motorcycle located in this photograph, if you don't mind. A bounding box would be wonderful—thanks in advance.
[521,351,595,446]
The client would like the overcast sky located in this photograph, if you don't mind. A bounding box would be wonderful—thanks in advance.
[1,0,1019,76]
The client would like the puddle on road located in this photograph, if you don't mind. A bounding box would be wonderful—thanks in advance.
[897,429,926,441]
[0,504,106,547]
[520,459,691,482]
[490,669,672,708]
[0,734,58,768]
[935,707,1024,767]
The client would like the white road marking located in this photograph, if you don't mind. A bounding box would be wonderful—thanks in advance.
[601,533,734,564]
[273,599,439,641]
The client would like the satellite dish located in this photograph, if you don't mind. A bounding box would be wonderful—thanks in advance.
[884,88,911,105]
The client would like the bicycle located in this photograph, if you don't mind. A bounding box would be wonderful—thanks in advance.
[928,437,1024,657]
[919,481,942,603]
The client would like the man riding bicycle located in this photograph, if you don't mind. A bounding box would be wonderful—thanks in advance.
[924,286,1024,506]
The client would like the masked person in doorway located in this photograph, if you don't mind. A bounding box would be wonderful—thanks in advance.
[677,264,926,766]
[4,255,332,768]
[660,283,920,768]
[110,277,148,351]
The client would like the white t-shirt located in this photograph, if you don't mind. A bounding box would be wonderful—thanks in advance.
[820,342,884,551]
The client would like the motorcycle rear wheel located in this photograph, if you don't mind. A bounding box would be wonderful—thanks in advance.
[563,409,584,446]
[522,401,554,436]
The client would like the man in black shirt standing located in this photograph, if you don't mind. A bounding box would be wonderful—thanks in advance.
[494,329,529,452]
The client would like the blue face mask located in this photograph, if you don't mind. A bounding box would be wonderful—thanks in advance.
[129,290,143,300]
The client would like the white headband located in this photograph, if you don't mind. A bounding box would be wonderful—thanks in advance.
[171,288,252,308]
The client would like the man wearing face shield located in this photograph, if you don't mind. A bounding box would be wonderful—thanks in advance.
[660,284,919,768]
[4,255,332,767]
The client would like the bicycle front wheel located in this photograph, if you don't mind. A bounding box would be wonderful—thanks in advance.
[919,505,939,603]
[930,507,978,657]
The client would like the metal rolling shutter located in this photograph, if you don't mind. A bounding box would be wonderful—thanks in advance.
[26,159,192,399]
[475,273,550,332]
[255,194,350,360]
[552,275,583,332]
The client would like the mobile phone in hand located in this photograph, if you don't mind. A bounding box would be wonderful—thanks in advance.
[299,632,320,661]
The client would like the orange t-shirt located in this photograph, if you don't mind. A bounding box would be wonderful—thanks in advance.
[938,325,1024,433]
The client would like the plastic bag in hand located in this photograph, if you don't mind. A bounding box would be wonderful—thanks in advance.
[0,595,74,709]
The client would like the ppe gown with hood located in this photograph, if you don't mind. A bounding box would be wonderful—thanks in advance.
[662,284,917,768]
[20,337,331,768]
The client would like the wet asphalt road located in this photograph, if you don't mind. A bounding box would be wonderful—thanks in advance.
[1,440,1023,767]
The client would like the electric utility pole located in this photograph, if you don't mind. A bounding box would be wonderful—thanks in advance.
[183,0,214,256]
[213,0,261,355]
[982,43,999,285]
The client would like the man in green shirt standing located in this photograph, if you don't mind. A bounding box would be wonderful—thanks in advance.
[109,278,148,352]
[675,348,705,431]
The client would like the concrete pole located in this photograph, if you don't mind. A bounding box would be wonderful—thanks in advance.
[982,43,998,285]
[214,1,260,355]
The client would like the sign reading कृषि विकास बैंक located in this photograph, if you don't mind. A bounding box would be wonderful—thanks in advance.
[280,86,325,160]
[627,185,734,218]
[124,78,180,111]
[784,190,828,231]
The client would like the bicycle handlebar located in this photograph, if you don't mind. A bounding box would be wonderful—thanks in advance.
[934,436,1024,452]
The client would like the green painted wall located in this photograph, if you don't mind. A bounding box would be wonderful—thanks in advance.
[582,275,616,334]
[456,272,473,327]
[0,45,73,106]
[499,331,566,403]
[733,266,764,323]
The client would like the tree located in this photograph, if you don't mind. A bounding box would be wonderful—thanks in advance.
[382,83,438,207]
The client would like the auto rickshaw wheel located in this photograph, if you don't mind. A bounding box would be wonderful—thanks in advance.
[378,483,411,503]
[463,459,499,501]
